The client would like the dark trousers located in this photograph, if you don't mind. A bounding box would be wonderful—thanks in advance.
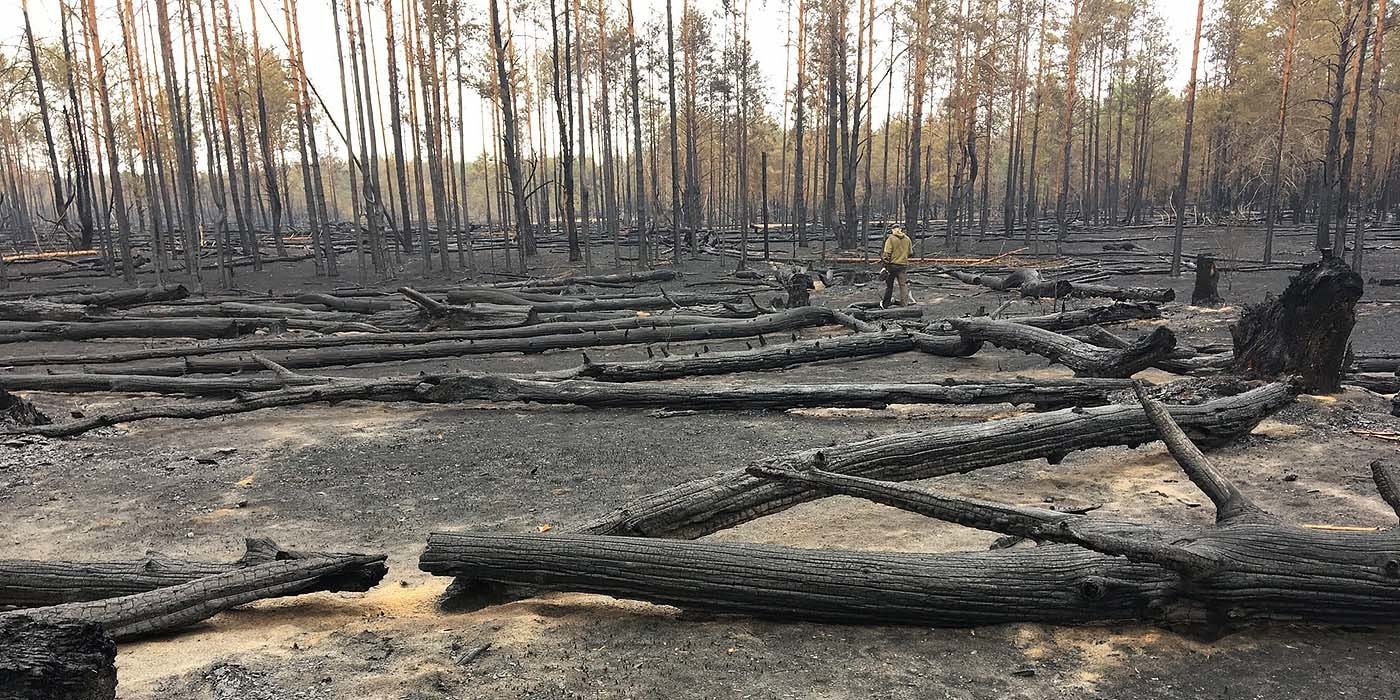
[882,263,909,305]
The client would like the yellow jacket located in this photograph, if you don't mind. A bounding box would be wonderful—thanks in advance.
[882,230,912,265]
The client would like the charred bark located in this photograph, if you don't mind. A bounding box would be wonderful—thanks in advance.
[420,375,1131,410]
[425,383,1394,634]
[1191,255,1223,307]
[947,318,1175,378]
[563,331,980,383]
[8,554,387,641]
[0,616,115,700]
[1020,281,1175,303]
[1,538,326,609]
[570,382,1294,539]
[1231,256,1364,393]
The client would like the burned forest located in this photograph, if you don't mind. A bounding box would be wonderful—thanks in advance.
[2,0,1400,697]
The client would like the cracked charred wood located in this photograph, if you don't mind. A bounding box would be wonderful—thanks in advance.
[293,293,403,313]
[6,554,388,641]
[929,302,1161,334]
[1346,373,1400,394]
[776,267,814,307]
[0,318,261,343]
[424,382,1398,632]
[422,532,1176,627]
[0,300,94,322]
[1351,354,1400,373]
[0,389,48,426]
[947,318,1175,377]
[421,375,1129,410]
[0,316,737,368]
[49,285,190,308]
[1191,255,1223,307]
[1068,325,1233,376]
[4,380,425,438]
[0,372,331,397]
[399,287,537,329]
[564,331,979,383]
[494,269,678,288]
[0,538,320,609]
[947,268,1041,291]
[1020,280,1176,303]
[445,288,741,312]
[572,382,1296,539]
[1231,256,1364,393]
[0,616,116,700]
[77,307,856,376]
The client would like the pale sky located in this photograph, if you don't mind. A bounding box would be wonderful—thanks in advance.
[4,0,1202,160]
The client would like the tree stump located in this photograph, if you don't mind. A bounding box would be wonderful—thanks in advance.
[777,267,813,308]
[1190,254,1223,307]
[0,389,48,427]
[0,615,116,700]
[1231,255,1364,393]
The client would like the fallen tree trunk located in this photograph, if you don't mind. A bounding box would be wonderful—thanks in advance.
[0,372,329,397]
[293,293,402,313]
[444,289,742,312]
[1231,255,1364,392]
[50,285,189,308]
[421,532,1171,627]
[1351,354,1400,373]
[0,538,321,609]
[494,269,677,288]
[4,378,425,438]
[1020,280,1176,303]
[947,268,1041,291]
[0,300,95,322]
[0,616,116,700]
[947,318,1175,377]
[573,382,1295,539]
[7,554,388,641]
[81,307,860,376]
[425,385,1394,632]
[0,318,260,343]
[563,331,980,383]
[1345,373,1400,394]
[945,302,1162,333]
[422,375,1130,410]
[0,315,736,368]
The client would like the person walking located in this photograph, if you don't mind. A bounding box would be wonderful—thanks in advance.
[880,226,914,307]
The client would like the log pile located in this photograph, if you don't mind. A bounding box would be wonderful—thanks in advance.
[417,383,1400,635]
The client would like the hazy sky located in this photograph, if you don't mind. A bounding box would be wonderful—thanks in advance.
[5,0,1202,159]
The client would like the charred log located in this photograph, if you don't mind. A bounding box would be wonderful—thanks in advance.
[424,383,1397,633]
[1021,281,1175,303]
[572,382,1295,539]
[76,307,858,376]
[947,267,1041,291]
[7,554,387,641]
[564,331,979,383]
[0,538,323,609]
[947,318,1176,377]
[421,375,1129,410]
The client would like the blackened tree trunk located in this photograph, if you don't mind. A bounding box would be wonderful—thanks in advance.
[1191,255,1223,307]
[80,0,136,283]
[1231,255,1365,393]
[21,0,67,237]
[490,0,535,269]
[1264,0,1299,264]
